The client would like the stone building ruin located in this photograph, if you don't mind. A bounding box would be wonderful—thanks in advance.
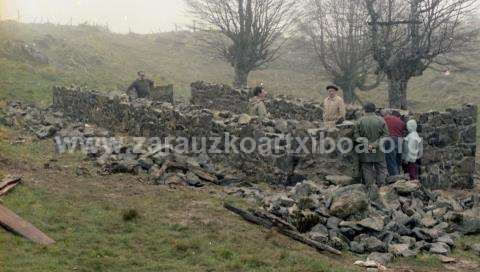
[52,82,477,190]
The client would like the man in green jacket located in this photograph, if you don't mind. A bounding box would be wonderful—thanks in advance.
[127,71,154,99]
[353,102,389,202]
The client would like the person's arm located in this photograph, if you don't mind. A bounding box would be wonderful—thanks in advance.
[322,98,328,123]
[127,81,137,97]
[258,102,269,119]
[148,79,154,89]
[338,98,346,120]
[127,81,136,92]
[371,120,389,149]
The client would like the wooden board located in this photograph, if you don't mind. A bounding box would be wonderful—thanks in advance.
[0,176,21,197]
[0,203,55,245]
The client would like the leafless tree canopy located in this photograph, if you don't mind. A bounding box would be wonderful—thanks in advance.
[302,0,380,104]
[365,0,478,109]
[185,0,298,88]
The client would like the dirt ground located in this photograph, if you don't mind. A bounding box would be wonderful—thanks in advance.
[0,127,479,272]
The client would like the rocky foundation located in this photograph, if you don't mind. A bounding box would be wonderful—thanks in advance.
[50,86,476,190]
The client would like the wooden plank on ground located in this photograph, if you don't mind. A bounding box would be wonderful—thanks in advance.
[0,203,55,245]
[224,203,341,255]
[0,176,21,197]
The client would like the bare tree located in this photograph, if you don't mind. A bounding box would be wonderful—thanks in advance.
[301,0,382,104]
[365,0,478,109]
[185,0,298,88]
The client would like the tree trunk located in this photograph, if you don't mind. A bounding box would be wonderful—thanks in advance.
[233,66,250,89]
[387,77,409,110]
[340,84,356,104]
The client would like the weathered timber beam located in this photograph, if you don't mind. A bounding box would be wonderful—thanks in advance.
[224,203,341,255]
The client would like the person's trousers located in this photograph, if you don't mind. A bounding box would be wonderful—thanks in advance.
[385,137,401,176]
[361,161,387,202]
[403,162,418,180]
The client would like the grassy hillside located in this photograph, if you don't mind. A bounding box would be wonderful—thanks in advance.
[1,21,480,272]
[2,125,479,272]
[0,20,479,111]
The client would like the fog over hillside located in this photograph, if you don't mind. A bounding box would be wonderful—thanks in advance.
[2,0,190,33]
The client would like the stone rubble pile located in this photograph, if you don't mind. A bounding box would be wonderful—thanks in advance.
[1,101,245,189]
[262,178,480,261]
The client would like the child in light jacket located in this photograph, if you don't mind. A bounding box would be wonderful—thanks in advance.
[402,119,423,180]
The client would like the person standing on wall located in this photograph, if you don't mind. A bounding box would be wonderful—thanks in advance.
[248,85,269,120]
[127,71,154,99]
[354,102,389,203]
[383,110,406,176]
[323,85,346,129]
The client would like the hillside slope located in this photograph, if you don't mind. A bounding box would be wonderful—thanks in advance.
[0,20,479,111]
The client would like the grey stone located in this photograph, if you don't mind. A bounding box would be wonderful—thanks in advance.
[274,120,289,133]
[393,180,421,194]
[326,217,340,230]
[350,241,365,254]
[237,114,252,125]
[358,217,385,232]
[365,236,386,252]
[329,184,369,219]
[436,235,455,247]
[367,252,393,265]
[138,157,154,170]
[34,125,57,139]
[325,175,353,186]
[186,172,203,187]
[388,243,416,257]
[290,180,321,200]
[308,223,329,243]
[398,236,416,246]
[330,236,349,251]
[470,243,480,256]
[420,215,438,228]
[429,242,450,255]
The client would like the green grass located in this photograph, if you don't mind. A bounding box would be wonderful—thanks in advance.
[1,21,480,272]
[1,20,479,111]
[0,126,360,272]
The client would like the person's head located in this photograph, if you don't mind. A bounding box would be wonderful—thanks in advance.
[407,119,418,133]
[326,85,339,99]
[253,85,267,99]
[379,109,387,117]
[391,110,402,118]
[363,102,376,113]
[138,71,145,80]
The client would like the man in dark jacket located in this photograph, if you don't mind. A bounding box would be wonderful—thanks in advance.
[127,71,154,99]
[354,102,389,202]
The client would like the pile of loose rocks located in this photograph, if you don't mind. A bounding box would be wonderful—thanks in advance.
[262,177,480,263]
[1,101,245,189]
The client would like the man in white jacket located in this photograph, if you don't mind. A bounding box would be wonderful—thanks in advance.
[402,120,423,180]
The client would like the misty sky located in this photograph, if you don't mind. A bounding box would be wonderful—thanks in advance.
[2,0,191,33]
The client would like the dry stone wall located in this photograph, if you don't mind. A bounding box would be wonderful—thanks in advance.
[190,81,324,121]
[53,86,358,185]
[52,86,477,189]
[415,105,477,189]
[151,84,174,104]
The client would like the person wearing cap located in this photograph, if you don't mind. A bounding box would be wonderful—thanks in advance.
[354,102,389,203]
[323,85,346,129]
[127,71,154,99]
[248,85,269,120]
